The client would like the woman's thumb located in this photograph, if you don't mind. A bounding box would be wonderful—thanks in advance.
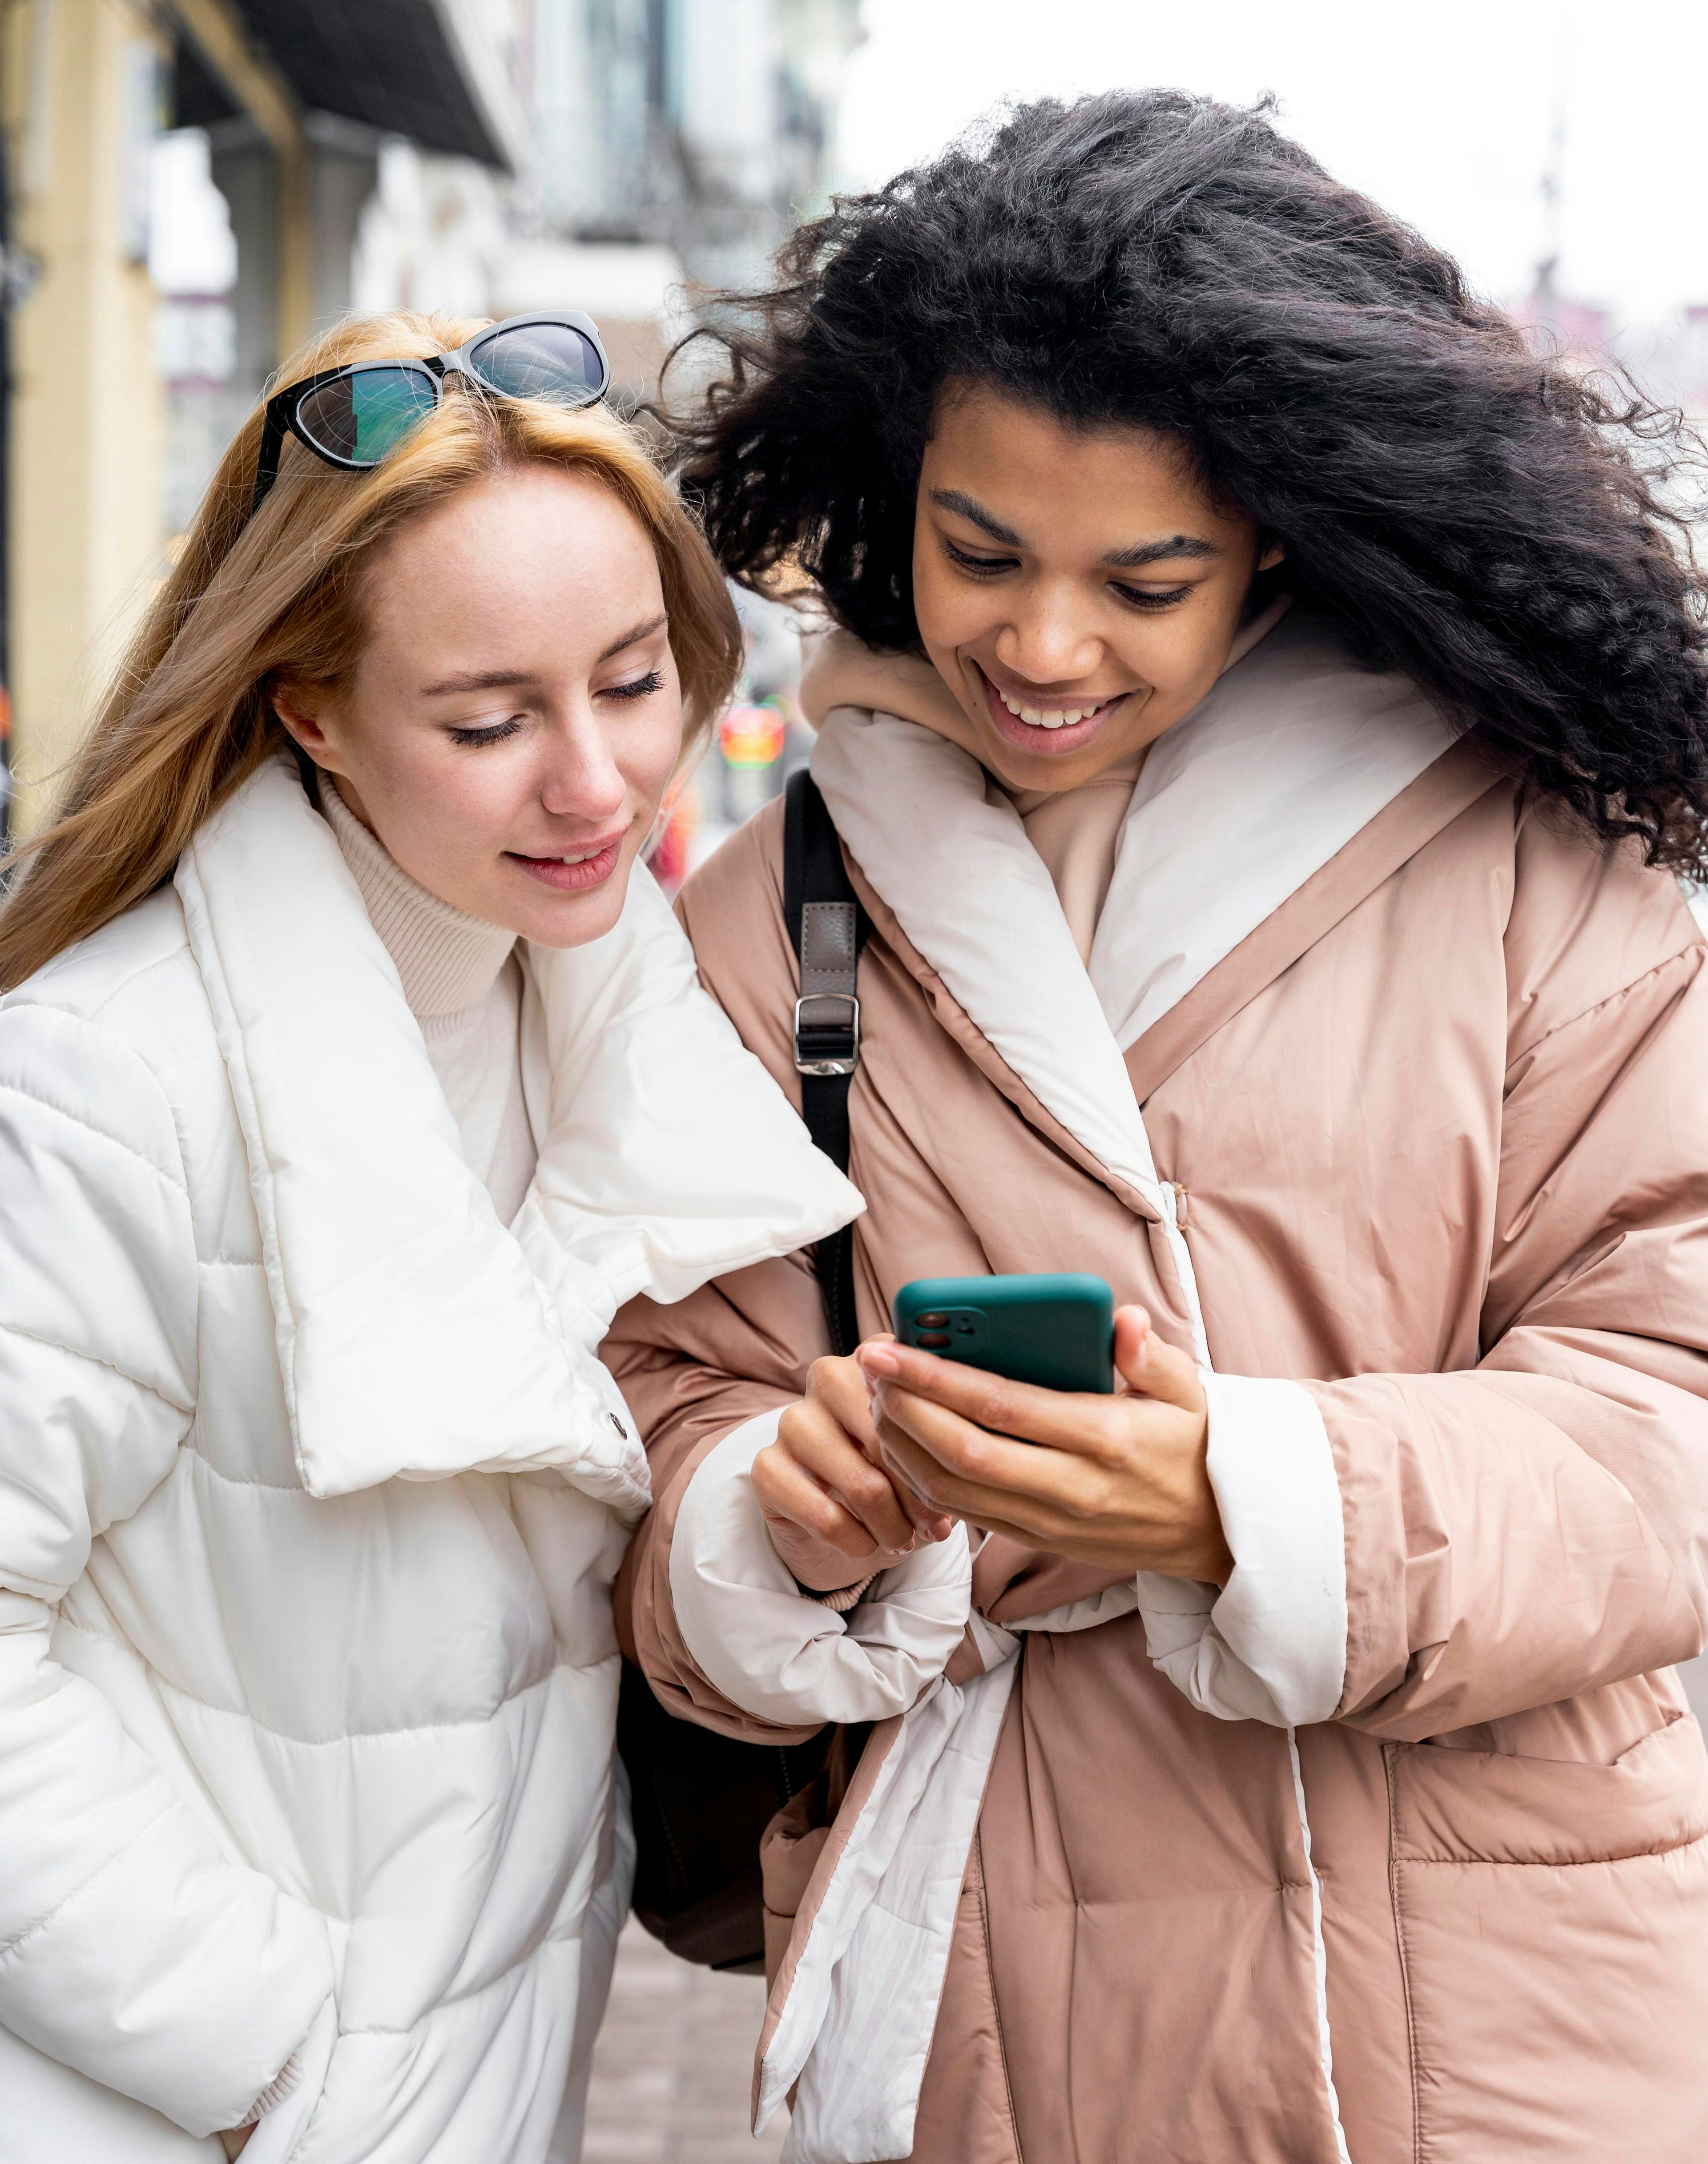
[1113,1305,1205,1410]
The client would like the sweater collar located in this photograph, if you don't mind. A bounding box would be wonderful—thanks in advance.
[314,774,516,1021]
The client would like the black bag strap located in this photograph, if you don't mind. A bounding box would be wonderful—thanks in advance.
[783,769,869,1357]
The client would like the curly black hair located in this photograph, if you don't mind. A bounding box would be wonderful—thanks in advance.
[671,89,1708,872]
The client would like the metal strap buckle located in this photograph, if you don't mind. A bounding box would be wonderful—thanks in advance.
[794,993,861,1076]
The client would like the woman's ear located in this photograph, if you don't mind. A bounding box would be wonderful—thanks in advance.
[270,680,342,773]
[1258,538,1287,572]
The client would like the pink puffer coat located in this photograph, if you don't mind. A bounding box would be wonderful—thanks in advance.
[612,624,1708,2164]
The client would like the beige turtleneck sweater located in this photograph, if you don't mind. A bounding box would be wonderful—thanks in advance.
[317,777,538,1225]
[994,754,1143,963]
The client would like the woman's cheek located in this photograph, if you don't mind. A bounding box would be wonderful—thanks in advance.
[1126,592,1239,704]
[909,551,977,654]
[628,693,689,818]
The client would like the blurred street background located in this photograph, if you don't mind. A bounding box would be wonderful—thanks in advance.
[7,0,1708,877]
[2,0,1708,2151]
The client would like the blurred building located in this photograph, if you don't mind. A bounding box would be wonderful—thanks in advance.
[1511,279,1612,368]
[1638,304,1708,426]
[1510,125,1708,429]
[0,0,862,842]
[1510,276,1708,441]
[1673,307,1708,415]
[0,0,520,838]
[526,0,861,288]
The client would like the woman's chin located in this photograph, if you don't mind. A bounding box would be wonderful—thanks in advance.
[973,716,1130,793]
[504,864,634,951]
[963,665,1150,788]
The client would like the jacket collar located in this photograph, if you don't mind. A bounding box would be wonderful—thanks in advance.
[175,758,861,1507]
[511,875,869,1348]
[1089,612,1456,1044]
[1122,736,1507,1104]
[811,616,1455,1204]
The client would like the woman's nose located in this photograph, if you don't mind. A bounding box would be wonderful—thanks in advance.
[538,733,627,824]
[994,592,1104,685]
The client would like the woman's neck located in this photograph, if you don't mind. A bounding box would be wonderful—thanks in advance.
[315,774,516,1020]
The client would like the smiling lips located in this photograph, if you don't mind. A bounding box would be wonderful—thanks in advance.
[508,833,627,891]
[976,664,1128,753]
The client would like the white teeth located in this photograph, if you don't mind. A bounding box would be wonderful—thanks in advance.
[996,686,1099,729]
[557,848,602,864]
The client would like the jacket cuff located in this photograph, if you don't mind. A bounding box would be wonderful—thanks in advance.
[805,1573,878,1612]
[230,2051,302,2128]
[670,1410,971,1726]
[1136,1373,1348,1726]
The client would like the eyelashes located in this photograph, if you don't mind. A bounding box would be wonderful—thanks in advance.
[447,670,666,747]
[1110,583,1193,612]
[449,718,524,747]
[604,669,665,701]
[943,539,1017,577]
[943,539,1194,613]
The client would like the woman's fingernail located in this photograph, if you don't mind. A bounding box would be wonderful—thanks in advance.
[860,1345,900,1377]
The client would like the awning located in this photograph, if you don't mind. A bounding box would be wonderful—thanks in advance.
[170,0,510,170]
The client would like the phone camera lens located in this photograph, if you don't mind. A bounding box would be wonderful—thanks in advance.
[915,1312,948,1328]
[916,1331,952,1349]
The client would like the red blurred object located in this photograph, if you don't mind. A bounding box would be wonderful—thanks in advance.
[647,781,698,896]
[718,701,786,767]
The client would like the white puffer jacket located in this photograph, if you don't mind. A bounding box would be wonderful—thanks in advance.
[0,759,861,2164]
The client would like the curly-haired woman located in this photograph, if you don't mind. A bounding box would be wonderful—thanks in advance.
[609,93,1708,2164]
[0,311,857,2162]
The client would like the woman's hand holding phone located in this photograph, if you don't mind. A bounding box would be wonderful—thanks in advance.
[858,1306,1233,1585]
[753,1348,955,1592]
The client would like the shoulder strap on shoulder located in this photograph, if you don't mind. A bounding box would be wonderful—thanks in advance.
[783,768,869,1357]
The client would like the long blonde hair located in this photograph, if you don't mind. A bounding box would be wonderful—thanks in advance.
[0,310,743,988]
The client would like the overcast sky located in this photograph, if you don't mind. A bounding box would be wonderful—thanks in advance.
[833,0,1708,333]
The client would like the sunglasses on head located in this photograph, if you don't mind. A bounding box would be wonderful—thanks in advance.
[250,310,610,512]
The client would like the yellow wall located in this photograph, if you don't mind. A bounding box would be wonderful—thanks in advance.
[4,0,167,836]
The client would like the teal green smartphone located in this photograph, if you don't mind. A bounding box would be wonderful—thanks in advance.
[890,1273,1115,1395]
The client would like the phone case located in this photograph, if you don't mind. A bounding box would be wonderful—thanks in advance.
[890,1273,1115,1395]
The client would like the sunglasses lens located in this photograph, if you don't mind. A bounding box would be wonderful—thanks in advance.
[294,365,439,466]
[468,322,606,405]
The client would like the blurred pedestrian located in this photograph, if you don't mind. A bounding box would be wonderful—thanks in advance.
[612,91,1708,2164]
[0,310,856,2163]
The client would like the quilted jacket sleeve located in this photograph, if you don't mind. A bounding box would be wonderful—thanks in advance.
[0,1003,332,2137]
[608,1255,972,1741]
[607,1251,834,1741]
[1324,857,1708,1737]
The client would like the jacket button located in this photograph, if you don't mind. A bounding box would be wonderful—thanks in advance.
[608,1412,628,1440]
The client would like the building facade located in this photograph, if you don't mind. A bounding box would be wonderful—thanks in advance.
[0,0,862,840]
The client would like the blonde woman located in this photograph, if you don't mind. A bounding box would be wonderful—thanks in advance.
[0,311,858,2164]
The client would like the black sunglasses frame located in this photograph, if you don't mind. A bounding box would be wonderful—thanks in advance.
[250,309,610,513]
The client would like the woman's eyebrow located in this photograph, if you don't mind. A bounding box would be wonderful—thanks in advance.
[929,488,1024,546]
[418,668,532,696]
[1103,536,1221,568]
[416,614,669,696]
[597,612,668,662]
[931,492,1221,571]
